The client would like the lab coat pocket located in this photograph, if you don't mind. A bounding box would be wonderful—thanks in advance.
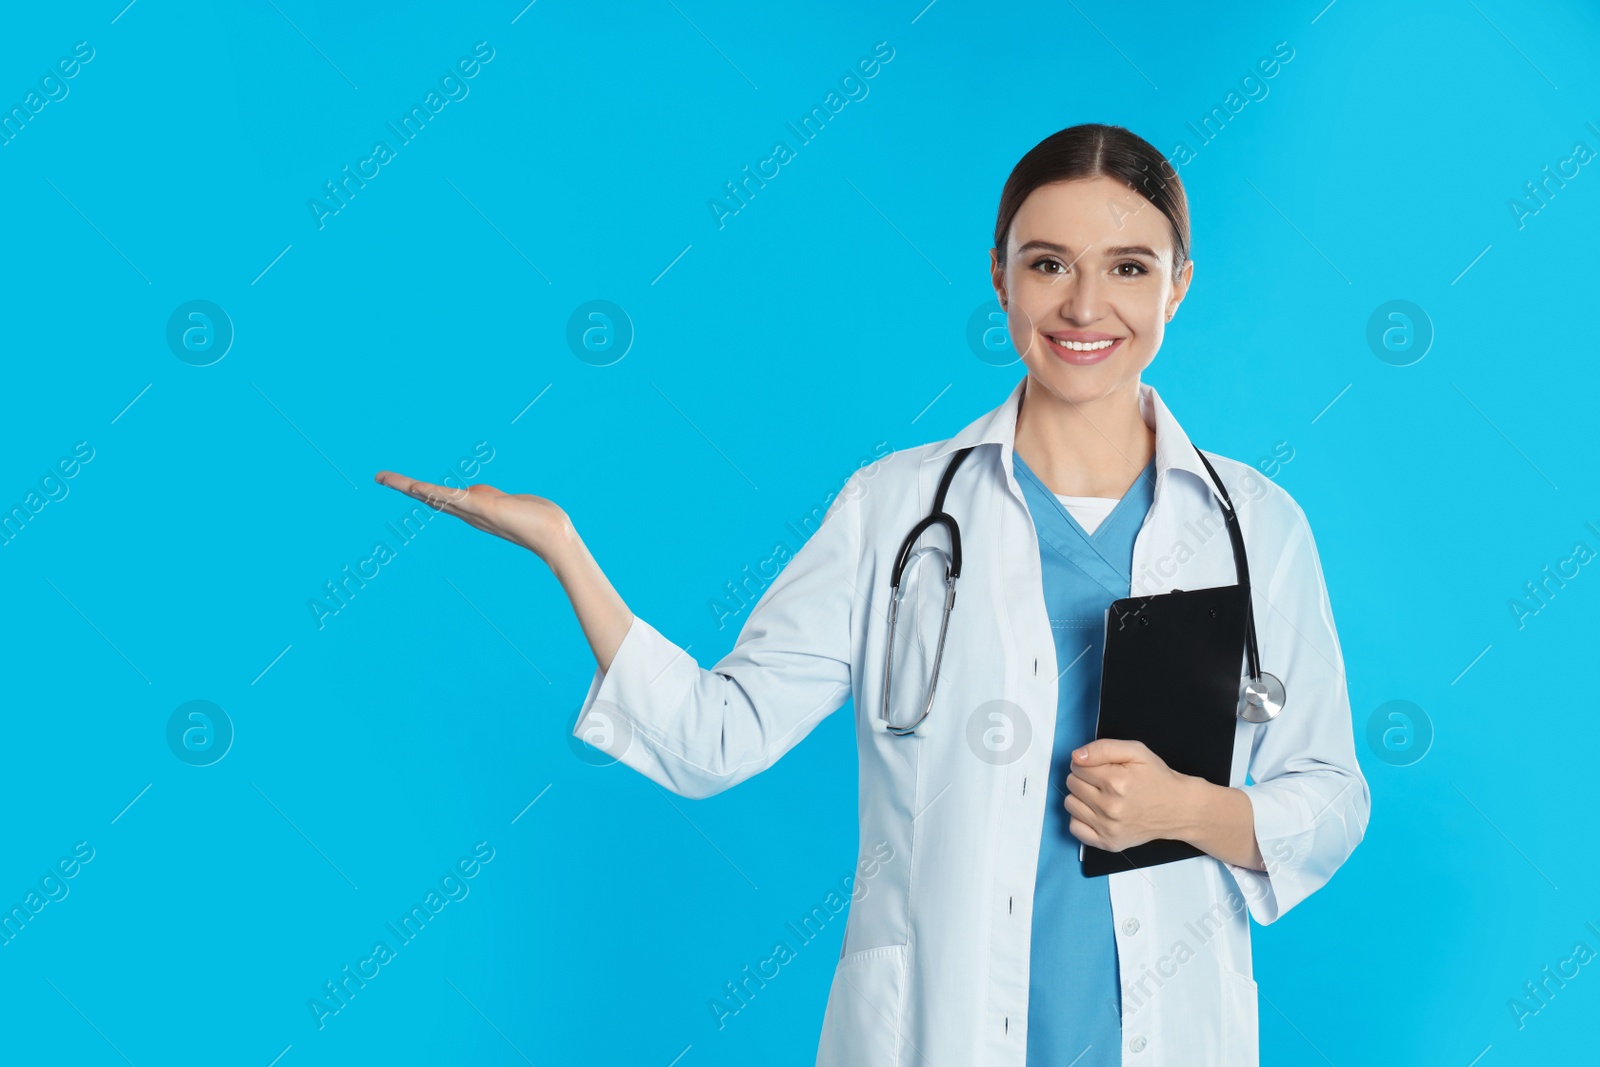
[816,943,908,1067]
[1219,966,1261,1066]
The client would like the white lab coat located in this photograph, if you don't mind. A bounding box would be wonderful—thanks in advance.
[573,375,1371,1066]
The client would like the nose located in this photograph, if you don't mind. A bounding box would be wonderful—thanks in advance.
[1058,267,1104,327]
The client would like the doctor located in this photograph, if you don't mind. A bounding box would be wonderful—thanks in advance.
[375,123,1370,1066]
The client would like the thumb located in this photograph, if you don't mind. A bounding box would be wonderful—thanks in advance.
[1073,738,1144,766]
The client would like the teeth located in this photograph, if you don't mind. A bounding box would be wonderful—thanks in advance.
[1050,336,1115,352]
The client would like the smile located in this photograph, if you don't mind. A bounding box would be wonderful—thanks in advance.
[1048,337,1116,352]
[1041,332,1124,365]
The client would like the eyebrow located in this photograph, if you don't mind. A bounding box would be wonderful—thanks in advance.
[1014,239,1163,259]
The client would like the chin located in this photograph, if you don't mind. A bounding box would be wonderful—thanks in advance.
[1028,354,1137,397]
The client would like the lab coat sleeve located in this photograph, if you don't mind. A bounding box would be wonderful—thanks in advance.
[568,470,864,800]
[1226,499,1371,925]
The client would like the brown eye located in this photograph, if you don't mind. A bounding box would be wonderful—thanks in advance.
[1113,261,1148,277]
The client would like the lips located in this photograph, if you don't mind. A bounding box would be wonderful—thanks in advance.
[1042,331,1124,365]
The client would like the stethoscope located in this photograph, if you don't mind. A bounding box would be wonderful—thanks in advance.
[879,444,1286,737]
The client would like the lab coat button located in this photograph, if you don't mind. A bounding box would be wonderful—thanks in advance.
[1129,1034,1147,1053]
[1122,917,1140,935]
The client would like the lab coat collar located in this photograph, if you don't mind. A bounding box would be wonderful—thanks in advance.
[924,374,1227,507]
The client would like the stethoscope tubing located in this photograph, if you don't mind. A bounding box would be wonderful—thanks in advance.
[880,442,1282,734]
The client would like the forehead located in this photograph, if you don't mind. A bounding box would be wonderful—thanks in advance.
[1008,176,1172,258]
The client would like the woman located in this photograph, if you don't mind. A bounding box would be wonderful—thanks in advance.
[376,124,1370,1067]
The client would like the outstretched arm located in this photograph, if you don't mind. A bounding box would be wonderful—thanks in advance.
[373,470,633,672]
[374,465,868,800]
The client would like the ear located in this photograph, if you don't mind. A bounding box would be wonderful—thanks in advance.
[990,247,1007,308]
[1166,258,1194,321]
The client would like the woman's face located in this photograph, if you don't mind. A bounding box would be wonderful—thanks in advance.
[990,176,1193,404]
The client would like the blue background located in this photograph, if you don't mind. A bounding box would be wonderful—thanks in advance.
[2,1,1596,1064]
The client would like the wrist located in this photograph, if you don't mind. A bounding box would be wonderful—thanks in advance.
[539,512,583,572]
[1172,773,1218,843]
[1173,778,1265,869]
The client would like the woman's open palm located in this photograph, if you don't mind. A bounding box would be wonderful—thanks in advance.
[374,470,571,561]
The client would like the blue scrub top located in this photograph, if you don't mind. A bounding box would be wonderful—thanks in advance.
[1013,450,1156,1067]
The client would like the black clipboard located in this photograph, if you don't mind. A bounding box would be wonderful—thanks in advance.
[1079,584,1248,877]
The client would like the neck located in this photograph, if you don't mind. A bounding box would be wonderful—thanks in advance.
[1012,374,1155,498]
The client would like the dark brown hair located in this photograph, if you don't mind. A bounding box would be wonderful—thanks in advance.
[993,124,1189,271]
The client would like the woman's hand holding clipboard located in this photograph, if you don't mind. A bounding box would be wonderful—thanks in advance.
[1075,585,1252,876]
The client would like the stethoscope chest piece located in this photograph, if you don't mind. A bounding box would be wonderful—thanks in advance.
[1237,671,1286,723]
